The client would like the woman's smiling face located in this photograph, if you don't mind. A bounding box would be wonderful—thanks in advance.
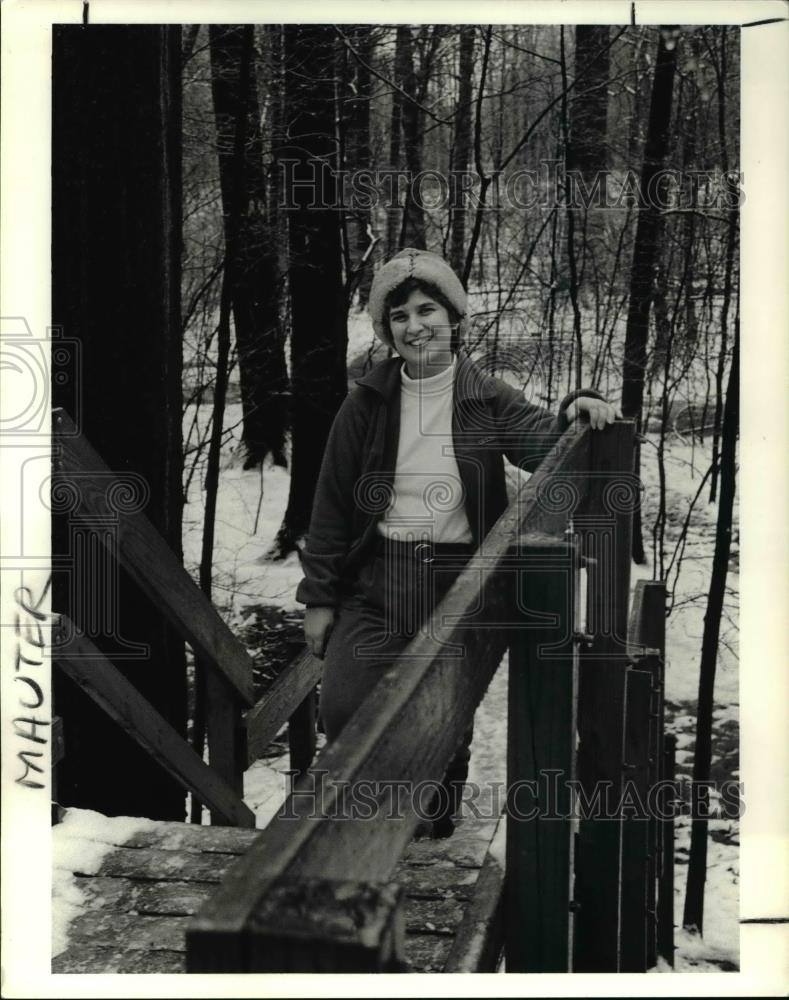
[388,289,455,379]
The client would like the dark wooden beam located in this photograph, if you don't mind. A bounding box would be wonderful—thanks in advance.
[657,733,677,967]
[245,649,321,766]
[505,540,577,972]
[619,666,652,971]
[573,421,636,971]
[288,686,317,780]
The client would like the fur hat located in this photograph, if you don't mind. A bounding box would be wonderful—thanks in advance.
[368,248,468,348]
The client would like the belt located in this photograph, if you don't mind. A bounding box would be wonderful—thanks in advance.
[374,536,476,565]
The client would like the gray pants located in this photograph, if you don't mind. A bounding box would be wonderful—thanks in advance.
[319,541,475,825]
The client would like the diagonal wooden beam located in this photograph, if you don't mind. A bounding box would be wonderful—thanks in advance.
[245,649,321,767]
[53,616,255,828]
[52,408,254,706]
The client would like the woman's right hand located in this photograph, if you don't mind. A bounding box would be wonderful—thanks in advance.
[303,606,336,659]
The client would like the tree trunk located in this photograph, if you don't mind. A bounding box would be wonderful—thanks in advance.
[52,25,186,820]
[570,26,610,178]
[709,27,735,504]
[344,26,377,305]
[209,25,288,471]
[397,26,426,249]
[386,27,405,256]
[449,26,475,279]
[621,28,679,564]
[569,25,610,323]
[461,25,493,287]
[266,25,289,329]
[274,26,348,557]
[560,27,583,389]
[182,24,201,64]
[682,301,739,934]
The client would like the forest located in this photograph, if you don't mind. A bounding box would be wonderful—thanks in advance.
[49,21,740,971]
[183,29,739,945]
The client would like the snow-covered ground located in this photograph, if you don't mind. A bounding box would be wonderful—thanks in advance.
[53,810,160,958]
[54,318,739,971]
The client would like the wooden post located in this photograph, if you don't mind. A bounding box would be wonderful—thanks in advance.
[628,579,666,653]
[619,666,652,971]
[636,652,663,968]
[629,579,667,969]
[288,686,317,781]
[205,670,247,824]
[505,539,577,972]
[243,877,405,972]
[573,421,636,971]
[657,733,676,967]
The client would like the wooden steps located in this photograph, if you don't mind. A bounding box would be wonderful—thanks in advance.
[53,813,503,974]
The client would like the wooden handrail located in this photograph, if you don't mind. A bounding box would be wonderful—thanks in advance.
[186,421,599,970]
[52,408,255,706]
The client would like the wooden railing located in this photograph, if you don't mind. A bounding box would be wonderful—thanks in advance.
[183,418,675,973]
[52,408,675,972]
[51,408,321,826]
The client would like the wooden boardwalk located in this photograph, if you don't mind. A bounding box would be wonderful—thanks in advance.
[51,420,669,972]
[53,813,502,974]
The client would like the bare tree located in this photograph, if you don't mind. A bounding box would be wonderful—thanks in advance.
[209,25,288,471]
[397,25,426,249]
[683,294,739,934]
[569,26,610,178]
[621,26,679,564]
[341,25,378,305]
[448,26,475,278]
[272,25,348,557]
[708,26,738,503]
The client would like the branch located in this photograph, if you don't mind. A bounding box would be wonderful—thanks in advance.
[332,24,453,125]
[499,26,628,173]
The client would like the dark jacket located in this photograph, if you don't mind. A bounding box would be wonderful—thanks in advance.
[295,354,600,607]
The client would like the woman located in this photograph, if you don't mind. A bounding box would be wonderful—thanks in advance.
[296,248,616,836]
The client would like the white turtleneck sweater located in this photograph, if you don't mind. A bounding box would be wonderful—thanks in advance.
[377,357,473,544]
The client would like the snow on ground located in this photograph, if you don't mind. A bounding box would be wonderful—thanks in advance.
[182,404,301,621]
[243,755,292,827]
[672,814,740,972]
[52,809,160,957]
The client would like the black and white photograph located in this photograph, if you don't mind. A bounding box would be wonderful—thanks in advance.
[0,0,787,994]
